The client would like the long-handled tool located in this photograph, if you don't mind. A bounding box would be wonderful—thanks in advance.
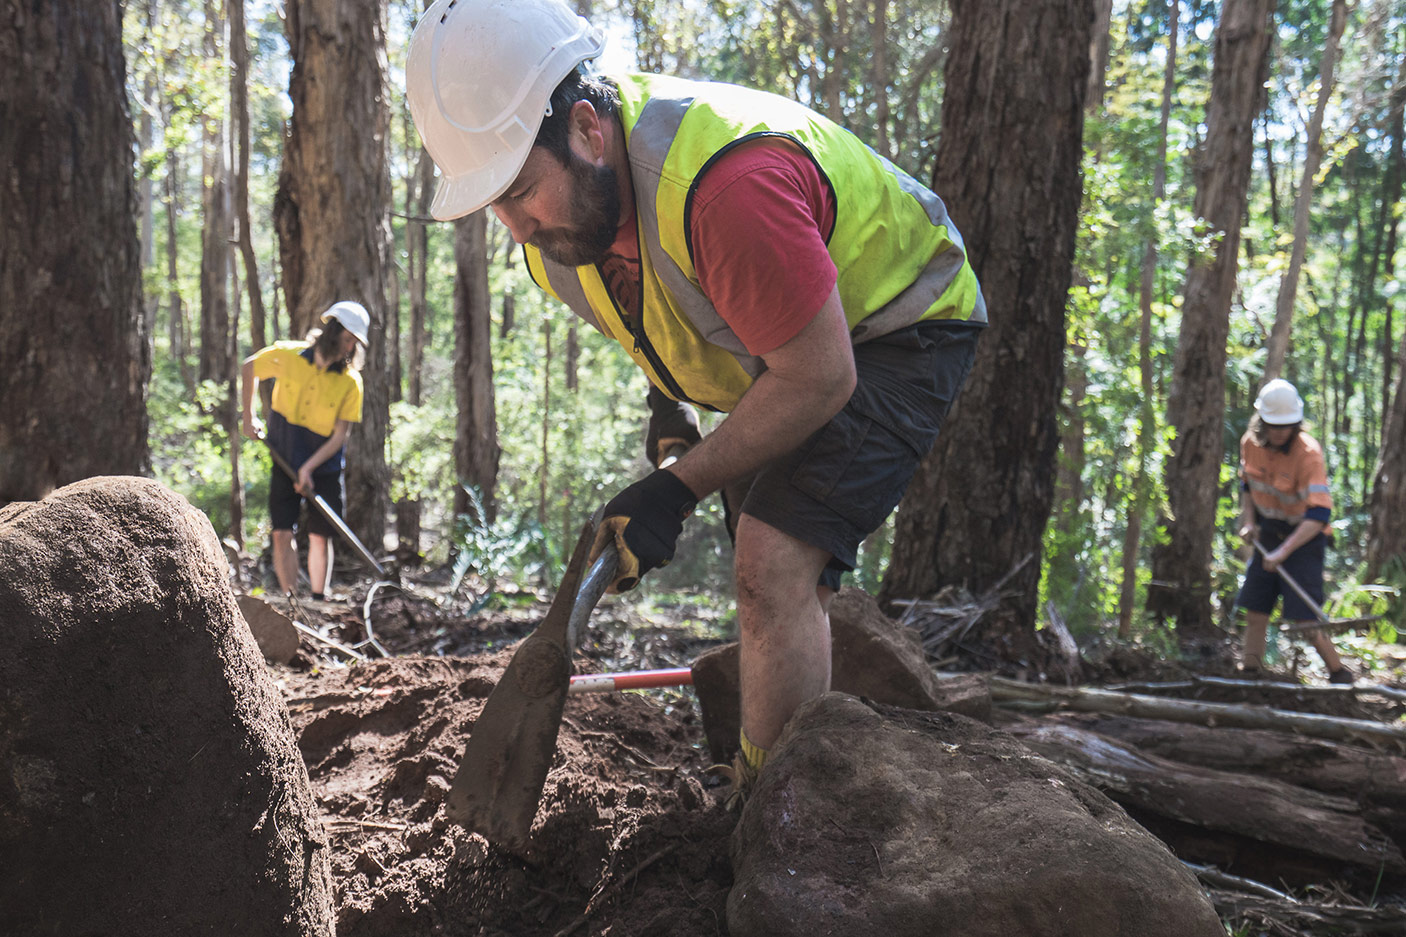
[445,521,618,851]
[260,436,385,577]
[568,667,693,694]
[1252,539,1381,634]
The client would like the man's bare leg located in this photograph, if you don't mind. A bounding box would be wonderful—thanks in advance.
[272,529,298,595]
[734,513,833,752]
[309,534,332,597]
[1242,610,1272,671]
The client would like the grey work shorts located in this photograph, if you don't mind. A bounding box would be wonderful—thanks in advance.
[734,320,981,590]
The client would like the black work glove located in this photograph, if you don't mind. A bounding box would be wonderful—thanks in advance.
[591,469,698,593]
[645,385,701,467]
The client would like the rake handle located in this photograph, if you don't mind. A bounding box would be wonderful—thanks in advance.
[1252,538,1329,625]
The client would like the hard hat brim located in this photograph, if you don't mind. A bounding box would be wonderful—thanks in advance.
[429,143,532,221]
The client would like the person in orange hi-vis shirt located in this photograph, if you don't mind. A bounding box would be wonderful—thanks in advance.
[1235,378,1354,684]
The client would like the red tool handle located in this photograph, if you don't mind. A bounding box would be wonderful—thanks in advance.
[568,667,694,694]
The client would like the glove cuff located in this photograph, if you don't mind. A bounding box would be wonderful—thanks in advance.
[642,469,699,520]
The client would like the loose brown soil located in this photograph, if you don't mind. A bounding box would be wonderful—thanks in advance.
[271,581,738,937]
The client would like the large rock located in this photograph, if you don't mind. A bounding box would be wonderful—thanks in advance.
[692,587,990,762]
[0,477,334,935]
[728,693,1223,937]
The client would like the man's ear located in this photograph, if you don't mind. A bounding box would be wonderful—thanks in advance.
[567,100,606,164]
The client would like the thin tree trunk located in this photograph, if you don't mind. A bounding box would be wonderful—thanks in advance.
[230,0,267,353]
[199,1,231,386]
[166,146,193,392]
[882,0,1092,657]
[870,0,892,158]
[538,319,553,539]
[275,0,394,554]
[1119,0,1178,637]
[396,144,436,559]
[1363,58,1406,580]
[453,212,501,526]
[1147,0,1276,638]
[1263,0,1349,382]
[0,0,151,502]
[1087,0,1113,111]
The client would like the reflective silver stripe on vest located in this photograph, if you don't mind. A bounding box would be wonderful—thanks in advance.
[533,258,601,333]
[630,96,767,376]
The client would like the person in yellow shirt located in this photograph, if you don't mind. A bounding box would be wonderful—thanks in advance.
[240,302,368,601]
[1236,379,1353,684]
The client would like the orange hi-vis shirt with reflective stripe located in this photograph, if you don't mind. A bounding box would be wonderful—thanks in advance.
[1240,430,1333,528]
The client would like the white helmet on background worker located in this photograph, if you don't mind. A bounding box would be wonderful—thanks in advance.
[1255,378,1304,425]
[406,0,606,222]
[321,301,371,347]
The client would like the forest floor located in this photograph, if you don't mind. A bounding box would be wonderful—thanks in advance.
[244,557,1406,937]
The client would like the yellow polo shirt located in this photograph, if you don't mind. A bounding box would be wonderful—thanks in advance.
[250,342,363,436]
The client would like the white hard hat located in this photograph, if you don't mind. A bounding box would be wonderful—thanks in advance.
[1255,378,1304,425]
[321,301,370,347]
[407,0,605,221]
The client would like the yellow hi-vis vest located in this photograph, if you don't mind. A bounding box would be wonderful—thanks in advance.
[525,73,985,412]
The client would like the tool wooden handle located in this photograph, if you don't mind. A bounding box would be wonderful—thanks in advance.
[1253,538,1328,624]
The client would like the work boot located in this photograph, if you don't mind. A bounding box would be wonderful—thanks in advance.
[1328,667,1355,685]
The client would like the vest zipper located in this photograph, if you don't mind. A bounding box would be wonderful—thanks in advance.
[598,269,720,412]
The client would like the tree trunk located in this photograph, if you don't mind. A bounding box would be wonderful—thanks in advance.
[1087,0,1113,111]
[199,1,231,387]
[0,0,151,503]
[396,144,436,559]
[1147,0,1275,637]
[1263,0,1348,382]
[230,0,267,353]
[275,0,393,554]
[1365,73,1406,580]
[452,212,501,525]
[870,0,892,158]
[165,145,194,392]
[1119,0,1178,637]
[881,0,1092,658]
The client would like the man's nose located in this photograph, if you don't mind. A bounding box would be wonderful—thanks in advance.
[492,202,536,244]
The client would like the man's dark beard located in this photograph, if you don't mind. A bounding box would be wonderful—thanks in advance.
[531,152,621,268]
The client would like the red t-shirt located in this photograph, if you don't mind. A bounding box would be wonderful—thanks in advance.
[599,139,838,356]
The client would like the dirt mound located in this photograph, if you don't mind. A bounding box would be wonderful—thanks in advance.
[278,656,735,936]
[0,477,334,935]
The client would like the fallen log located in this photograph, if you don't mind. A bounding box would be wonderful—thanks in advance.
[1204,888,1406,936]
[1006,722,1405,877]
[990,677,1406,751]
[1106,675,1406,705]
[1051,713,1406,811]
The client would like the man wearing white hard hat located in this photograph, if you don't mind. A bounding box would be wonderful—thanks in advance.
[240,301,369,601]
[1235,378,1353,683]
[406,0,985,794]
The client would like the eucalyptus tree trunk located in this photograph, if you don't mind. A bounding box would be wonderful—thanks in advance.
[453,212,501,526]
[870,0,892,158]
[275,0,393,553]
[166,146,194,392]
[1263,0,1348,382]
[0,0,150,503]
[881,0,1093,656]
[1363,61,1406,582]
[230,0,267,353]
[1147,0,1276,638]
[395,145,436,559]
[1088,0,1113,110]
[1119,0,1179,637]
[199,1,231,387]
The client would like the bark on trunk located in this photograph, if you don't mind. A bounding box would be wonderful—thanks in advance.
[1147,0,1275,637]
[452,213,500,524]
[230,0,268,353]
[881,0,1092,656]
[1364,60,1406,581]
[198,2,231,386]
[0,0,151,503]
[1119,0,1178,637]
[1262,0,1348,382]
[275,0,393,552]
